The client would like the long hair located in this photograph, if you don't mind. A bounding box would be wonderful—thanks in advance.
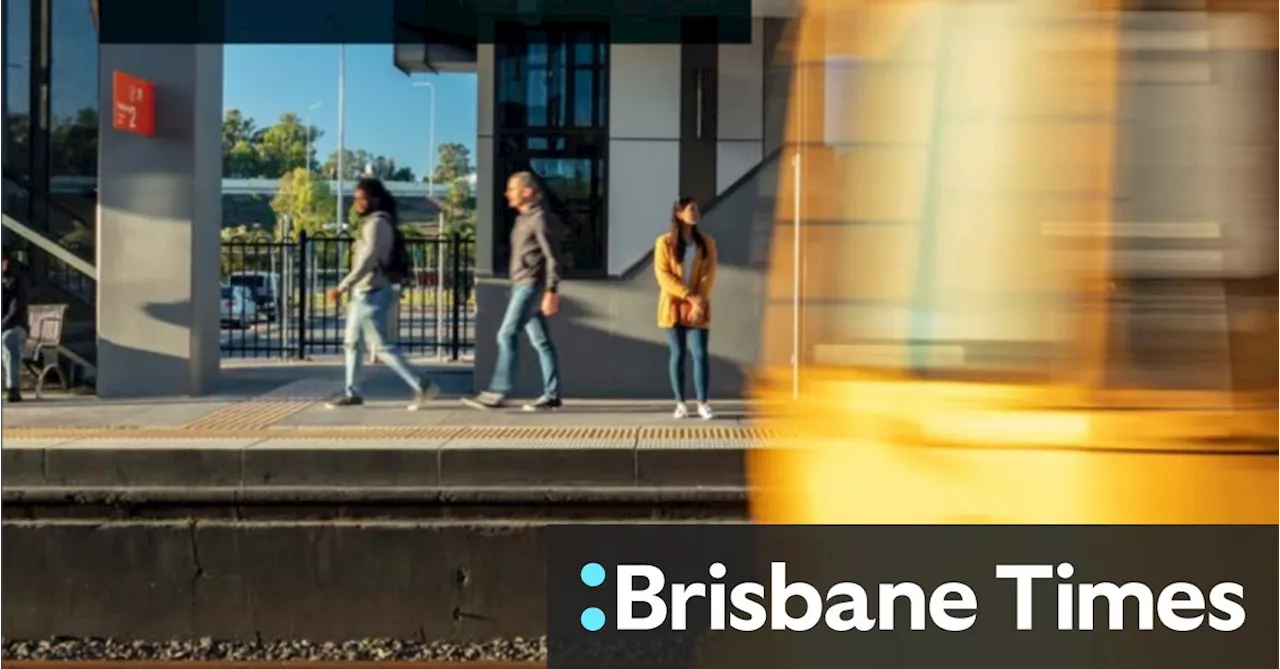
[668,196,706,260]
[355,177,399,223]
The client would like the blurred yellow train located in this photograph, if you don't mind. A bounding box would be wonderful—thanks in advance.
[749,0,1277,524]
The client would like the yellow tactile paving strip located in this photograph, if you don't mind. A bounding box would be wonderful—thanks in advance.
[0,425,770,441]
[182,400,315,431]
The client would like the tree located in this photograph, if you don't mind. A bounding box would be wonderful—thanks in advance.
[256,112,315,180]
[221,109,262,178]
[270,167,337,238]
[431,142,472,183]
[322,149,413,182]
[442,178,475,234]
[222,109,322,179]
[50,108,99,177]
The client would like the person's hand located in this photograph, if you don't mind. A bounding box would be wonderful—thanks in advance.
[541,291,560,316]
[327,288,344,303]
[688,294,706,308]
[688,304,706,325]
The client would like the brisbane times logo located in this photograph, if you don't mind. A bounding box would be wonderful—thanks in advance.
[572,561,1248,634]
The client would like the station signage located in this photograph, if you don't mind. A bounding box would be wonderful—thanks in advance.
[112,70,155,137]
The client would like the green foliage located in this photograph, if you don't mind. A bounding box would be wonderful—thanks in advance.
[51,108,99,177]
[270,167,337,238]
[323,148,414,182]
[431,142,472,183]
[221,109,322,180]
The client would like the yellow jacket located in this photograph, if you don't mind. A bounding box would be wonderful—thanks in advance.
[654,232,717,329]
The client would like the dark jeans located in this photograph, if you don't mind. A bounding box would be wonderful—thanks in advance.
[489,283,560,398]
[666,326,709,403]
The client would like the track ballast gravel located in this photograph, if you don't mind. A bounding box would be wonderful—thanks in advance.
[2,637,547,663]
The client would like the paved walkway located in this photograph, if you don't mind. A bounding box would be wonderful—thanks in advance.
[1,361,775,490]
[3,359,769,439]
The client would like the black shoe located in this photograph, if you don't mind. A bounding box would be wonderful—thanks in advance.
[522,395,562,412]
[461,391,506,409]
[408,380,440,411]
[5,390,21,403]
[325,394,364,409]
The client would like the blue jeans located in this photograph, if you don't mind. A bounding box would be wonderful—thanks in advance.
[343,287,424,397]
[488,283,560,398]
[1,327,24,391]
[667,326,709,403]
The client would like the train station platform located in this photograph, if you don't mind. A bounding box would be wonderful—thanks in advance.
[1,360,767,494]
[3,361,761,643]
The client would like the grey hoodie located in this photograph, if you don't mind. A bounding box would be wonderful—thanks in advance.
[338,212,394,294]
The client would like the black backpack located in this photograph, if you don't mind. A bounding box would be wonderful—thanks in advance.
[382,220,413,285]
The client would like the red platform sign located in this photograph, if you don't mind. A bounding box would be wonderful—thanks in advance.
[112,70,155,137]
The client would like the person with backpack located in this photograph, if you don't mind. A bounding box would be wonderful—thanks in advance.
[325,177,437,410]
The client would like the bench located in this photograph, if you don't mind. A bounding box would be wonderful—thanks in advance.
[22,304,69,398]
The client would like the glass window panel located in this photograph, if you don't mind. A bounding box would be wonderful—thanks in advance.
[573,69,594,127]
[49,0,99,182]
[4,0,32,181]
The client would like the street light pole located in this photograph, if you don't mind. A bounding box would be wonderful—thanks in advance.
[336,44,346,230]
[411,80,440,357]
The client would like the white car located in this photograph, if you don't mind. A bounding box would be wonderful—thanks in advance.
[226,271,280,322]
[221,285,259,329]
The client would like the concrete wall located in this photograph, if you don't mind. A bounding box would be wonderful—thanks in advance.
[96,45,223,397]
[717,19,765,192]
[473,159,779,399]
[472,22,792,400]
[607,44,683,275]
[3,521,547,641]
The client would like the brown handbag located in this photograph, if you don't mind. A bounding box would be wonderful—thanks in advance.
[677,298,708,327]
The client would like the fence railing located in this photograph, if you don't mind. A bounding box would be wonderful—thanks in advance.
[220,230,476,361]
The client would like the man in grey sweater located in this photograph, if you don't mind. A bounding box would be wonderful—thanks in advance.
[464,171,564,411]
[325,178,436,410]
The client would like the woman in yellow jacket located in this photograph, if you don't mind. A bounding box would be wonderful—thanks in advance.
[654,196,717,419]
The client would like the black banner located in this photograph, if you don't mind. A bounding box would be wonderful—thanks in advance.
[547,525,1277,669]
[97,0,752,44]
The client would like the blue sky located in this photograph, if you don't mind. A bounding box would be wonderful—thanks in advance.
[223,44,477,179]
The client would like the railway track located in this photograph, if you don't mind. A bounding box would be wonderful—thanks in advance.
[5,663,544,669]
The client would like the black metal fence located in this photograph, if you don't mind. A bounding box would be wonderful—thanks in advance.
[220,230,477,361]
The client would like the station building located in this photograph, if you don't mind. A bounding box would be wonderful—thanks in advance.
[2,0,1274,399]
[1,0,797,398]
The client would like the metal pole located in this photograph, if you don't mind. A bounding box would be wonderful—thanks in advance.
[792,151,801,401]
[429,88,441,360]
[791,64,803,401]
[336,44,346,229]
[0,0,7,230]
[412,81,439,357]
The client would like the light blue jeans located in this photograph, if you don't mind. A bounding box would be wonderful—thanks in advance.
[1,327,25,391]
[488,283,560,398]
[343,287,424,398]
[667,326,709,403]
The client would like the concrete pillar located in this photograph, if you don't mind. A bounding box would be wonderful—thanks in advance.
[95,44,223,397]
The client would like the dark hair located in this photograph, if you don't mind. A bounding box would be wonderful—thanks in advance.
[1,247,9,262]
[355,177,398,222]
[669,196,706,260]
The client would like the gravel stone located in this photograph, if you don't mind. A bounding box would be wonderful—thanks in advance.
[2,636,548,662]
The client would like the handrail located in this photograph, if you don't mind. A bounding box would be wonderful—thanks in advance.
[2,214,98,281]
[2,169,97,228]
[617,148,784,281]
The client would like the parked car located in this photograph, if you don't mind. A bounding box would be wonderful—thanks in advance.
[220,285,259,329]
[226,271,280,322]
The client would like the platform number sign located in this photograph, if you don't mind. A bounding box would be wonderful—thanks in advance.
[112,70,155,137]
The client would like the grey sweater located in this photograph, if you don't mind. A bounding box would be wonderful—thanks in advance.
[338,212,394,294]
[509,204,564,293]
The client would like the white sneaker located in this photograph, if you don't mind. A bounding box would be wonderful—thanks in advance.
[697,403,714,420]
[673,403,690,419]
